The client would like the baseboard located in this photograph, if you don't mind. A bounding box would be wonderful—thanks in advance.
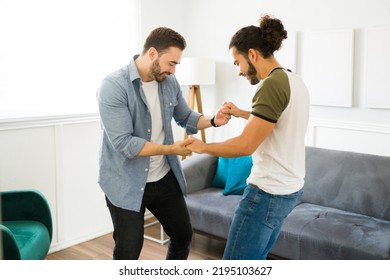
[48,228,113,254]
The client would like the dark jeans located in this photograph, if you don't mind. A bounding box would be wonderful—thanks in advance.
[106,170,193,260]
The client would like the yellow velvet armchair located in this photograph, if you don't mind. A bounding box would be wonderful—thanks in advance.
[0,190,53,260]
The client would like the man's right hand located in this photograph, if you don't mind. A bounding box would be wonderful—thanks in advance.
[223,101,251,120]
[171,138,195,156]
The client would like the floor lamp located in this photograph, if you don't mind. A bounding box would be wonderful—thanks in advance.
[175,57,215,159]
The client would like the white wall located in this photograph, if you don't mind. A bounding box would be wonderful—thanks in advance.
[1,0,390,254]
[0,0,138,253]
[140,0,390,156]
[0,116,113,253]
[0,0,139,119]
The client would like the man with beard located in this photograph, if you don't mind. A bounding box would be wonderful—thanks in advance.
[187,15,310,259]
[97,27,230,260]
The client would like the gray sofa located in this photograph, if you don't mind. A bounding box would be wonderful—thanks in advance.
[182,146,390,259]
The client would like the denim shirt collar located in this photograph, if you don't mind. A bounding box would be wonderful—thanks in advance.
[129,55,141,86]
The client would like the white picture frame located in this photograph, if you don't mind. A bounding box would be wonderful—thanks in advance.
[301,29,354,107]
[364,27,390,109]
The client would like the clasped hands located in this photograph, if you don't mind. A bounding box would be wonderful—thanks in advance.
[175,102,239,156]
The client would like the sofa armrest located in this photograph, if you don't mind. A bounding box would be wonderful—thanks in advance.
[1,190,53,241]
[0,224,21,259]
[182,153,218,194]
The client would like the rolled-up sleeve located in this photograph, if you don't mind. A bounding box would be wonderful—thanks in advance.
[184,111,202,135]
[97,78,146,159]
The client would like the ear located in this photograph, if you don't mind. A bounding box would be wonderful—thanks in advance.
[148,47,158,60]
[248,48,257,62]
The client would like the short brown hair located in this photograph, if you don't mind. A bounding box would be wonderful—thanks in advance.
[142,27,186,55]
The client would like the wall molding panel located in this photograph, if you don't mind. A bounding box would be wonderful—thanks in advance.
[0,114,113,253]
[307,118,390,156]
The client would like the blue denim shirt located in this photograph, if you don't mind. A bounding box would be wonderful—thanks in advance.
[97,57,201,212]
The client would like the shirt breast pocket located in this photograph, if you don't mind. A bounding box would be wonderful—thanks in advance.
[164,97,178,120]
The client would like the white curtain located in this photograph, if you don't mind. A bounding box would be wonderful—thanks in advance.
[0,0,140,119]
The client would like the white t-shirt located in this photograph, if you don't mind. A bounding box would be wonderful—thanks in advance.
[247,69,310,195]
[141,80,170,182]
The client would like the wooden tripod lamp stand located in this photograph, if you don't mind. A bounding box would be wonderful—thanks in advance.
[187,85,206,142]
[175,57,216,159]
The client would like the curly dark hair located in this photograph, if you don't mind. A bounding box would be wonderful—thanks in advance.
[142,27,186,55]
[229,14,287,58]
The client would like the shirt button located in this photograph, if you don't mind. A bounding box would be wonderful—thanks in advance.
[141,188,144,191]
[169,102,172,106]
[147,129,151,133]
[145,168,148,172]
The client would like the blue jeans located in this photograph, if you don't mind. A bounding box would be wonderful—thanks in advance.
[106,170,193,260]
[223,184,303,260]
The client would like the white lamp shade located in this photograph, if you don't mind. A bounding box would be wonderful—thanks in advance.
[175,57,215,85]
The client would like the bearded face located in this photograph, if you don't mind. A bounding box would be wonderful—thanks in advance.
[150,58,171,82]
[246,58,260,85]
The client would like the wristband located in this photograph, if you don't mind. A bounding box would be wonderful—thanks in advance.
[210,115,220,127]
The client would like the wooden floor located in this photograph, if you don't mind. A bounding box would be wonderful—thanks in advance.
[46,220,226,260]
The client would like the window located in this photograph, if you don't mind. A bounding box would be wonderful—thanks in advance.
[0,0,139,119]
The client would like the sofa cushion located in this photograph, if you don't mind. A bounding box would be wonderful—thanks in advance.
[185,188,242,239]
[2,220,51,260]
[211,156,252,195]
[183,154,218,194]
[302,147,390,221]
[270,203,390,260]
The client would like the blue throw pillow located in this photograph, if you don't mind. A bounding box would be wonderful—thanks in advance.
[211,157,229,188]
[210,156,253,195]
[223,156,252,196]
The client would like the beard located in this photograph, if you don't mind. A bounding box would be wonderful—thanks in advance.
[246,59,260,85]
[150,59,171,82]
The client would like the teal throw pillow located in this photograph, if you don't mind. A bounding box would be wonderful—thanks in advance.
[211,157,229,188]
[210,156,253,195]
[223,156,252,196]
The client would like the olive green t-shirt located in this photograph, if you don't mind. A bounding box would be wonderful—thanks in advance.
[251,67,290,123]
